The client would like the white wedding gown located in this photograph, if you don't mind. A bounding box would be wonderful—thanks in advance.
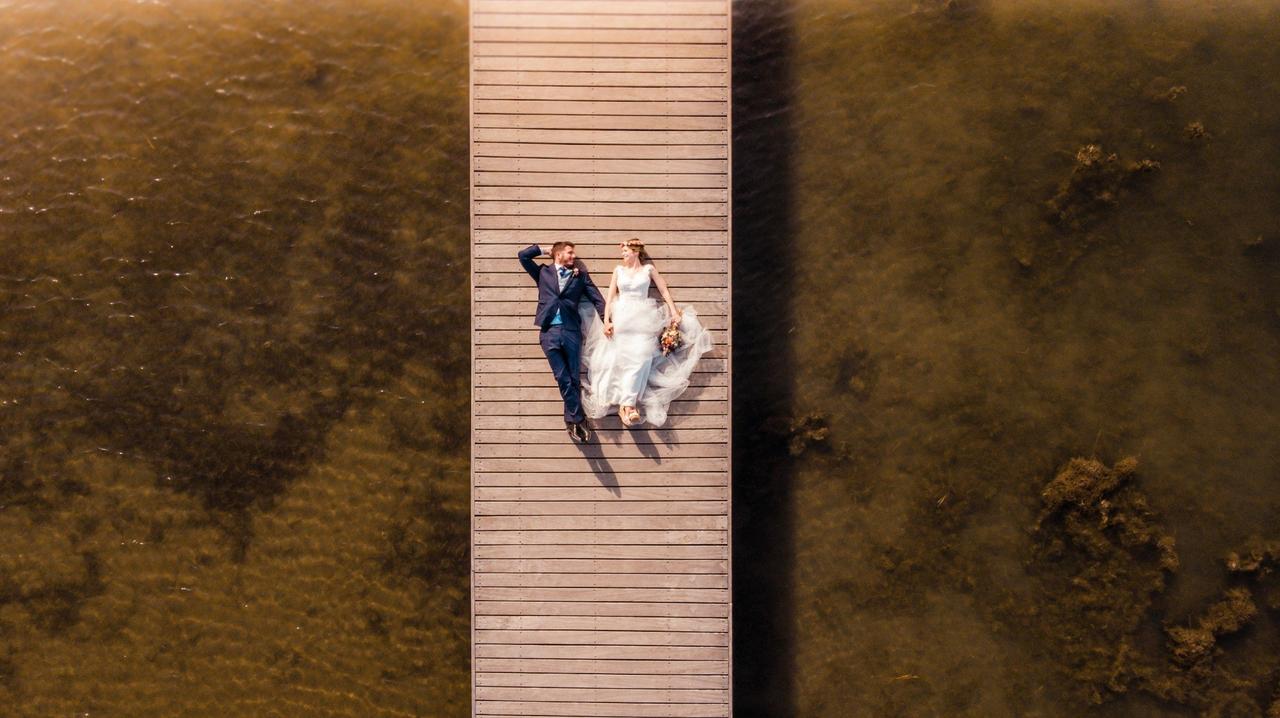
[577,263,714,427]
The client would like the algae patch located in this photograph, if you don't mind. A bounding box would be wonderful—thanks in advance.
[1024,457,1280,713]
[1026,457,1178,704]
[1043,144,1162,232]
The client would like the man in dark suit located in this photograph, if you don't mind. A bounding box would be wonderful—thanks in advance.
[518,241,607,442]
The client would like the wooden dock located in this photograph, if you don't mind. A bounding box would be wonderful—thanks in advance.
[469,1,733,716]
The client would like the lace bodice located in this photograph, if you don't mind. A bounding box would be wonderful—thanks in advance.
[614,264,652,299]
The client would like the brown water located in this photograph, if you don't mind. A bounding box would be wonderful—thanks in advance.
[2,0,1278,716]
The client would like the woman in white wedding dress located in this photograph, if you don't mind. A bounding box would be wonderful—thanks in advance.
[577,238,714,428]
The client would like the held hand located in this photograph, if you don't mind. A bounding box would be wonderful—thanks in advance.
[604,321,614,337]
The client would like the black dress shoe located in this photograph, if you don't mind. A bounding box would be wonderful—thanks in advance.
[569,421,589,443]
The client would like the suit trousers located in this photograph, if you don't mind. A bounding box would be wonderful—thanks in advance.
[539,324,584,423]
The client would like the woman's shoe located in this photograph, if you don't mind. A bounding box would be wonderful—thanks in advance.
[619,407,634,427]
[627,408,642,425]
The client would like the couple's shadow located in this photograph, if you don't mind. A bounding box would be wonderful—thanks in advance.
[572,417,679,497]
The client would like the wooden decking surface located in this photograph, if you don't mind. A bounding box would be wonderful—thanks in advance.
[469,1,733,716]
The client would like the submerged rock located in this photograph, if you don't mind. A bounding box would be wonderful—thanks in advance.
[783,413,830,456]
[1025,459,1279,712]
[1043,145,1161,231]
[1164,587,1257,667]
[910,0,980,19]
[1028,456,1179,702]
[1035,456,1179,570]
[1142,77,1188,103]
[1226,538,1280,611]
[1226,538,1280,577]
[1185,121,1211,141]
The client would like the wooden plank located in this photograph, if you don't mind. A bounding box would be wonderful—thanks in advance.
[473,28,727,44]
[475,616,728,633]
[475,429,728,445]
[475,485,727,501]
[472,186,729,203]
[474,631,730,650]
[476,658,727,674]
[474,588,729,604]
[478,596,728,615]
[474,529,725,544]
[474,217,728,231]
[474,311,728,325]
[475,700,727,717]
[473,470,728,485]
[474,385,726,403]
[474,56,728,74]
[474,278,725,292]
[475,557,727,572]
[474,85,728,102]
[475,671,728,689]
[473,369,726,386]
[474,154,726,171]
[474,246,728,262]
[475,286,725,301]
[475,200,727,217]
[476,142,727,160]
[474,99,726,117]
[474,402,725,420]
[474,71,728,87]
[472,41,727,58]
[476,660,727,675]
[475,171,728,188]
[473,14,727,30]
[472,443,727,460]
[473,574,728,590]
[473,499,732,514]
[473,415,726,432]
[473,344,728,359]
[473,296,732,313]
[474,229,728,242]
[476,1,727,15]
[476,171,728,188]
[474,352,725,368]
[474,517,728,532]
[473,545,730,561]
[475,457,727,473]
[474,686,727,702]
[476,113,728,132]
[475,351,726,369]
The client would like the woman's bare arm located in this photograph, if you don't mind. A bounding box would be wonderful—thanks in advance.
[603,267,618,336]
[650,265,680,320]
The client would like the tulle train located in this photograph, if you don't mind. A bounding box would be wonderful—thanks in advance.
[578,298,714,427]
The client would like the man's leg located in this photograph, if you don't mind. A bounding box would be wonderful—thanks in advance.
[561,329,585,424]
[540,327,583,424]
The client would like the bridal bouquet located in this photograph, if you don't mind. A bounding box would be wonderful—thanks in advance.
[659,321,683,356]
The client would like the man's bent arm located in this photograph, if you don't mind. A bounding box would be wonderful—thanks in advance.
[518,244,542,281]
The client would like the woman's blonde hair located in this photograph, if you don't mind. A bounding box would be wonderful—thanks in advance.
[622,237,651,263]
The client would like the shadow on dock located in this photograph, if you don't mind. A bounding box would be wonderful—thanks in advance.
[732,0,798,715]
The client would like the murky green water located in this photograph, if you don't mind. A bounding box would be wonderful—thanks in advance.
[2,0,1278,716]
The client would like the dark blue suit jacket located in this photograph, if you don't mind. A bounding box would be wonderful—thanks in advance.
[518,244,607,332]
